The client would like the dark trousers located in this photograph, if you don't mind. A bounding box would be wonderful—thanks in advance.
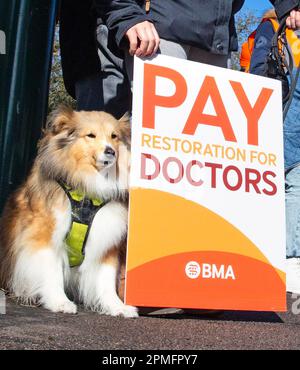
[75,24,131,119]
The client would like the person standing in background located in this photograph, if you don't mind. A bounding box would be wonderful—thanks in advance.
[249,8,300,294]
[59,0,131,118]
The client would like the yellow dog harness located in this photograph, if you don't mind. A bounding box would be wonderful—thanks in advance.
[58,182,108,267]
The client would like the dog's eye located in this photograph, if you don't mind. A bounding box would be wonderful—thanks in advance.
[111,133,118,139]
[87,133,96,138]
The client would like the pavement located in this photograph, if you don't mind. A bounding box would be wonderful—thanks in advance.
[0,293,300,350]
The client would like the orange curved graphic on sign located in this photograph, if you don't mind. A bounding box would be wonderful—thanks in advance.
[125,251,286,311]
[127,188,284,283]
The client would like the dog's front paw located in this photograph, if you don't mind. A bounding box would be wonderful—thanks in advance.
[104,304,138,318]
[44,299,77,314]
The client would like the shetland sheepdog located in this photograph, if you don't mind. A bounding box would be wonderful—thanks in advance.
[0,106,138,318]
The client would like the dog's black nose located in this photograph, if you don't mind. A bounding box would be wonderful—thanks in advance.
[104,146,115,156]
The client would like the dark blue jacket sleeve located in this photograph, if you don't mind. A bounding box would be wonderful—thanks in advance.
[249,21,275,76]
[270,0,300,19]
[93,0,150,47]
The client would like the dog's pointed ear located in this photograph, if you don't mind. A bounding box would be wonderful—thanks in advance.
[118,112,131,146]
[46,106,74,135]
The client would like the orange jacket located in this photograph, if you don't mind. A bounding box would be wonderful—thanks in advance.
[240,31,256,72]
[240,11,300,72]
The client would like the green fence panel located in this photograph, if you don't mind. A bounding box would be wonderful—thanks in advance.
[0,0,57,211]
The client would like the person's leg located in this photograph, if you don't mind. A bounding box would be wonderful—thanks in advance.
[75,24,131,117]
[188,46,230,68]
[286,166,300,258]
[96,23,131,118]
[284,69,300,294]
[75,73,105,111]
[285,165,300,294]
[158,38,190,59]
[125,38,190,85]
[125,38,230,85]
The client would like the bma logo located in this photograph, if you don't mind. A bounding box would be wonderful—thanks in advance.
[185,261,236,280]
[0,29,6,55]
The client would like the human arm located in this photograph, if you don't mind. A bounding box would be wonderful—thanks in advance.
[93,0,160,56]
[249,21,275,76]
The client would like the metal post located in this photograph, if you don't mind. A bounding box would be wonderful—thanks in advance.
[0,0,58,211]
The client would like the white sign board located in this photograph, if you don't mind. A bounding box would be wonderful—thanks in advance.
[125,54,286,311]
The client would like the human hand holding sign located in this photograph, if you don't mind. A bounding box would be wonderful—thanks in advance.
[286,9,300,29]
[126,20,160,57]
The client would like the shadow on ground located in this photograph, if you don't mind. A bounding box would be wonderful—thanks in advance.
[0,293,299,350]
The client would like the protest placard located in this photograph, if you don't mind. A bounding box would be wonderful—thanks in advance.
[125,54,286,311]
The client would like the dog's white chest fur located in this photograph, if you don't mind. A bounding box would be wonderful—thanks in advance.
[53,204,72,250]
